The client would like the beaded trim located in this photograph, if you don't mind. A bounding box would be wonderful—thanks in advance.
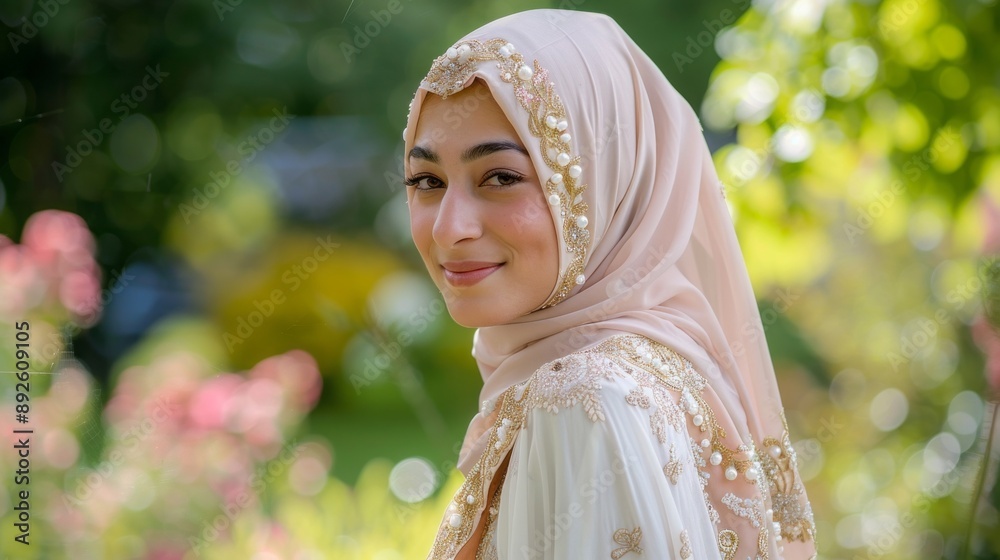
[427,382,530,559]
[416,38,591,309]
[758,416,817,542]
[607,337,762,486]
[425,334,815,558]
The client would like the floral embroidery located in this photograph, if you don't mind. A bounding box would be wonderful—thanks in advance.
[625,387,650,408]
[611,527,643,559]
[663,443,683,485]
[624,380,685,443]
[426,333,817,559]
[418,37,590,308]
[524,353,610,422]
[758,416,817,542]
[718,529,738,560]
[679,529,693,559]
[721,492,764,529]
[588,336,760,488]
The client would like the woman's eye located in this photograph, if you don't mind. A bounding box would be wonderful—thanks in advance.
[404,175,444,190]
[484,171,524,188]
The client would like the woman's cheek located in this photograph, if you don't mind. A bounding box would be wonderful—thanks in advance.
[503,190,549,236]
[409,207,436,253]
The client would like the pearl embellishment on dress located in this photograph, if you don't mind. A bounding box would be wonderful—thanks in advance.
[725,466,738,481]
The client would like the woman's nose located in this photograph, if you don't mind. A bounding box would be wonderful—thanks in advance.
[432,184,483,248]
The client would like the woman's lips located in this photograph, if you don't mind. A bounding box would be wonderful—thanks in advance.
[441,262,504,287]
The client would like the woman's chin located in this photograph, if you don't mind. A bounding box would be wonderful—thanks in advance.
[447,308,503,328]
[444,296,547,328]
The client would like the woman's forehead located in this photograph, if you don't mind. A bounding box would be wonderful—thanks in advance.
[413,84,521,148]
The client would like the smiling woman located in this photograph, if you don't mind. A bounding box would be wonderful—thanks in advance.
[401,9,817,560]
[406,79,559,327]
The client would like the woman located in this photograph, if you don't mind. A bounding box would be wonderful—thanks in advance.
[402,9,817,559]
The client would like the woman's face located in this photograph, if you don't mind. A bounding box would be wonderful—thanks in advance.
[406,80,559,328]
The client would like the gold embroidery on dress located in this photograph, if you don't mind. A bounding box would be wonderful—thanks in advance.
[620,366,685,442]
[663,443,683,484]
[757,414,817,542]
[427,333,817,558]
[611,527,643,559]
[606,338,758,484]
[427,383,529,559]
[524,353,610,421]
[679,529,693,559]
[474,467,507,560]
[756,527,770,560]
[687,434,721,525]
[718,529,738,560]
[418,37,590,308]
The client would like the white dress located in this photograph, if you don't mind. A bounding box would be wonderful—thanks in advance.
[426,334,817,560]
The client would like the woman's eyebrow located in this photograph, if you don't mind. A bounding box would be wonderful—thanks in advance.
[461,140,528,161]
[408,145,439,163]
[408,140,528,163]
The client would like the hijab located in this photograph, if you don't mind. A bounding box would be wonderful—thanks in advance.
[401,9,790,485]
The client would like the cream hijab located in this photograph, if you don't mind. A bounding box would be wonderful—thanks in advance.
[402,9,787,483]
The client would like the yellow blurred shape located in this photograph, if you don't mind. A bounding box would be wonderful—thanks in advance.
[893,103,930,152]
[930,24,966,60]
[937,66,970,100]
[928,124,967,173]
[740,218,831,291]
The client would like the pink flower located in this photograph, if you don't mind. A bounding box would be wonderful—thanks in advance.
[249,349,323,412]
[0,210,102,323]
[0,244,44,315]
[20,210,95,272]
[188,374,243,430]
[61,269,102,325]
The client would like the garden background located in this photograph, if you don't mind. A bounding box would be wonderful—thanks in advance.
[1,0,999,558]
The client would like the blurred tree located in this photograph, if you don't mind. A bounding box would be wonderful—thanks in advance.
[702,0,999,557]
